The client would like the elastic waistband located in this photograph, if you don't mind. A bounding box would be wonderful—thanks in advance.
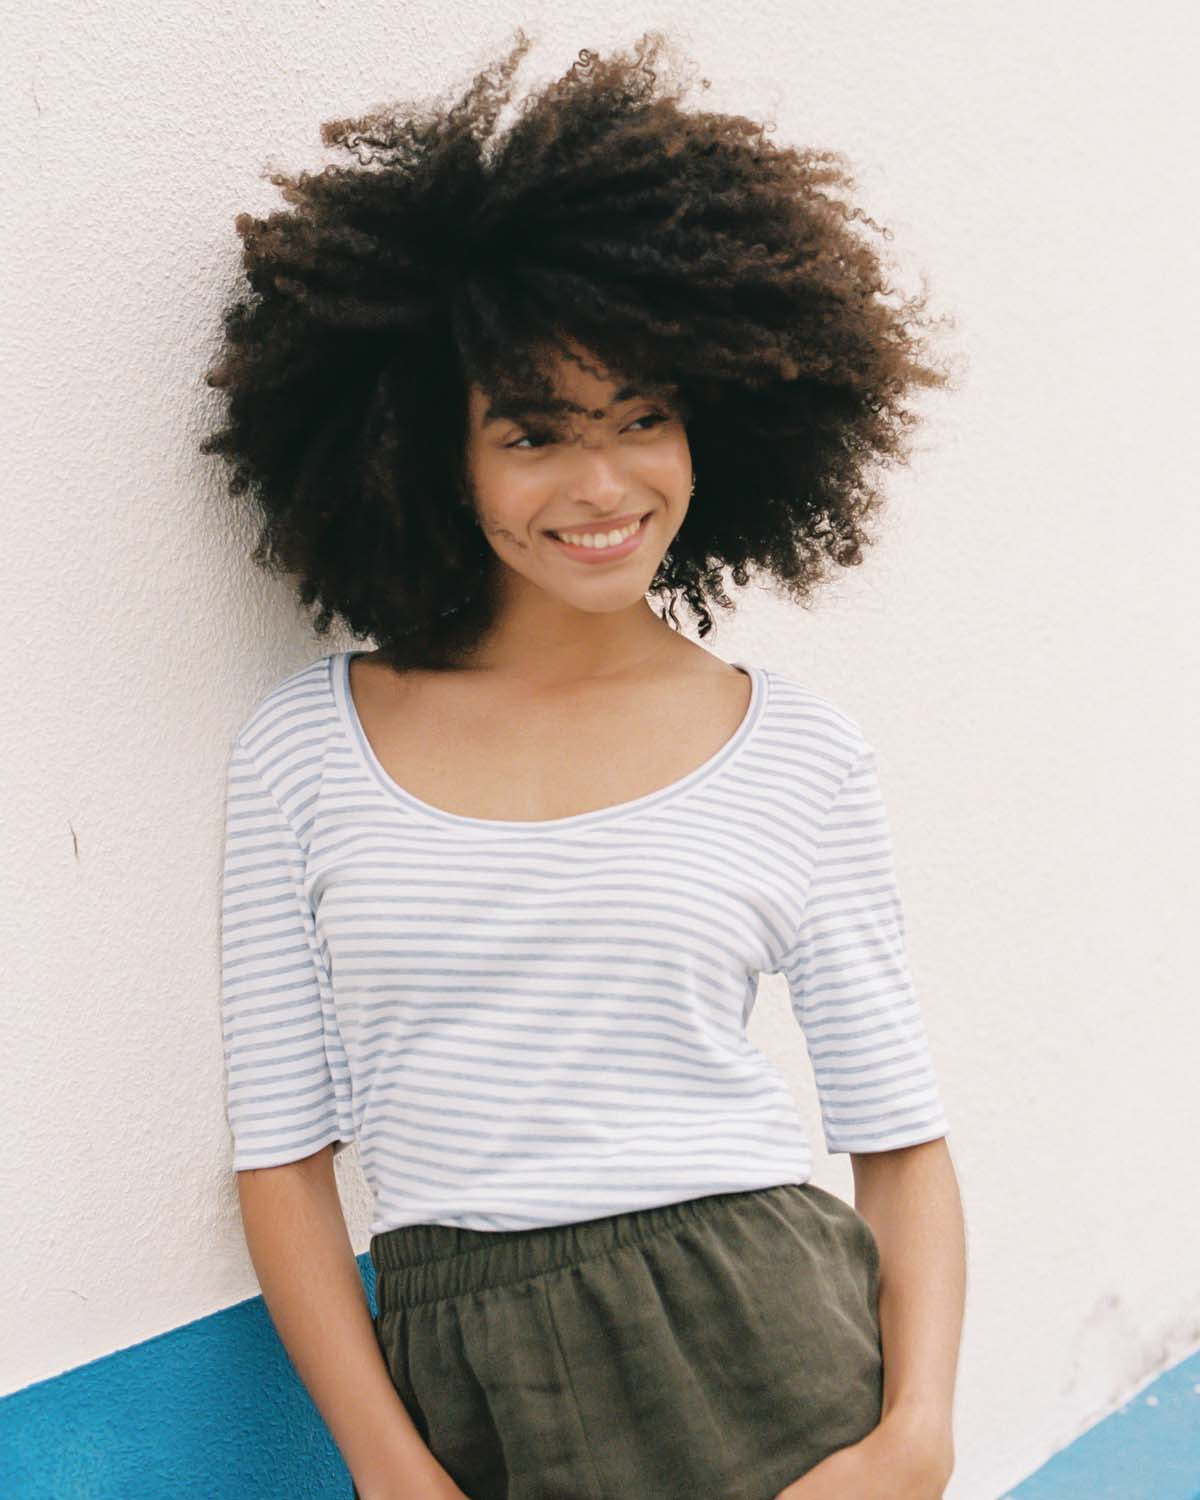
[370,1181,810,1309]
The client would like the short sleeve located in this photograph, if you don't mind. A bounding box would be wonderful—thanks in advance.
[778,742,949,1154]
[219,733,354,1170]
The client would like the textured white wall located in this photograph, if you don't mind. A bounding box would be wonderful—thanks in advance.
[3,3,1197,1497]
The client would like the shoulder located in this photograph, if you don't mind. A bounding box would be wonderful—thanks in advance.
[757,666,870,767]
[230,651,343,771]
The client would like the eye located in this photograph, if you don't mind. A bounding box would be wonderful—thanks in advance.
[503,409,670,450]
[505,428,555,451]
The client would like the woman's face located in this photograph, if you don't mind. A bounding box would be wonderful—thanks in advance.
[463,344,693,616]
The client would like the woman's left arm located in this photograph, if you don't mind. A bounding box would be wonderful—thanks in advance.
[775,1137,966,1499]
[855,1136,966,1460]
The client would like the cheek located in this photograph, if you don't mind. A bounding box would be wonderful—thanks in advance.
[466,458,521,543]
[475,488,541,553]
[480,515,534,552]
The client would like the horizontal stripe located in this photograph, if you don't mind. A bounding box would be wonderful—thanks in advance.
[218,650,948,1232]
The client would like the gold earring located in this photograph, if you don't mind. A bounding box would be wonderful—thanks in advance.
[689,474,696,496]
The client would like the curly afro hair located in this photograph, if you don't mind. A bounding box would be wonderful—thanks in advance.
[201,28,958,671]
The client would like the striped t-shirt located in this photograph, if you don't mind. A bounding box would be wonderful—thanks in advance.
[219,649,949,1234]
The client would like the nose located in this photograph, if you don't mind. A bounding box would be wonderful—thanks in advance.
[564,442,629,506]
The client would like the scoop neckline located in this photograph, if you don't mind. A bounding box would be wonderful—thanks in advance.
[331,648,767,832]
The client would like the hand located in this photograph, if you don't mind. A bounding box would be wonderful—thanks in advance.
[772,1411,953,1500]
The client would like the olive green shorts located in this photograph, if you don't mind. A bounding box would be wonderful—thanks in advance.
[360,1181,882,1500]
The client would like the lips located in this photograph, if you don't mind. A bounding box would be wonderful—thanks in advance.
[545,511,650,540]
[546,511,652,562]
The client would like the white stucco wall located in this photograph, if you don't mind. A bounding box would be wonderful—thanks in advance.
[3,3,1197,1497]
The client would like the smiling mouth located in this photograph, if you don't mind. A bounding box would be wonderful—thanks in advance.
[546,512,652,549]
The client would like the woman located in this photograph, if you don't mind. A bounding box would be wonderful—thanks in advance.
[205,30,966,1500]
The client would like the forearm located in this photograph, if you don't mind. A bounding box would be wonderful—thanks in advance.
[851,1136,965,1459]
[236,1147,460,1500]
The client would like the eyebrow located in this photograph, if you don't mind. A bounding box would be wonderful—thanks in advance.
[481,382,677,428]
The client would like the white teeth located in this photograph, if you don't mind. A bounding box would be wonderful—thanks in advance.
[555,518,642,549]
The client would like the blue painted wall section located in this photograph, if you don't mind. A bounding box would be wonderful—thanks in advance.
[2,1257,1197,1500]
[0,1253,376,1499]
[1001,1345,1200,1500]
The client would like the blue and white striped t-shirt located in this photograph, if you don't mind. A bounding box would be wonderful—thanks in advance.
[219,649,949,1234]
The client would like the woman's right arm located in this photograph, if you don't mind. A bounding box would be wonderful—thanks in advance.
[236,1144,469,1500]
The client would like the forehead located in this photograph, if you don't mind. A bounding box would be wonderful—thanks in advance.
[472,376,678,428]
[470,336,679,425]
